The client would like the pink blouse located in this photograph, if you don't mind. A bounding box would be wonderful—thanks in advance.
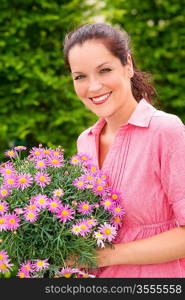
[77,99,185,278]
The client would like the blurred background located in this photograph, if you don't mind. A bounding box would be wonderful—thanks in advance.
[0,0,185,160]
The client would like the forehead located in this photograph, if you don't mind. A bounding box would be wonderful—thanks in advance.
[68,40,117,71]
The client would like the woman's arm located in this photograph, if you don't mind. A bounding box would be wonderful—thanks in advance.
[96,226,185,267]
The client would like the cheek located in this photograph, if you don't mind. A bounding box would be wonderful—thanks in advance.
[74,82,86,98]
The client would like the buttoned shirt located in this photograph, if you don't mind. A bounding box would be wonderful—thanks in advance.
[77,99,185,277]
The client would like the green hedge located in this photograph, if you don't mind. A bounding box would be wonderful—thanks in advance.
[0,0,98,159]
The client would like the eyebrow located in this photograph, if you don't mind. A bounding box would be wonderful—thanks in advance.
[71,61,111,74]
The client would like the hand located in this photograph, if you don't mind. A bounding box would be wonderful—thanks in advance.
[96,245,116,267]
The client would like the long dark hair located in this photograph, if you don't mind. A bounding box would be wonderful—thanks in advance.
[63,23,157,103]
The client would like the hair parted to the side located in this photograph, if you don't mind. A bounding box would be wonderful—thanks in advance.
[63,23,157,103]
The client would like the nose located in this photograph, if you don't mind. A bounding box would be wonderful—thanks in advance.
[88,77,102,93]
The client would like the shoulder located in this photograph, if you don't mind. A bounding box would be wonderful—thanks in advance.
[151,109,185,133]
[151,109,185,143]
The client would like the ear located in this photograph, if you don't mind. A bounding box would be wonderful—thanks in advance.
[127,54,134,78]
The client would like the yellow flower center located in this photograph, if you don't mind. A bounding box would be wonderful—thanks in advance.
[115,217,121,223]
[63,273,72,278]
[28,212,34,218]
[1,190,8,196]
[52,159,59,164]
[35,151,41,156]
[61,210,69,216]
[82,204,89,210]
[81,156,88,160]
[80,224,87,230]
[8,151,14,156]
[0,263,7,270]
[0,205,4,211]
[104,228,111,235]
[53,151,60,157]
[37,261,44,267]
[38,161,44,166]
[7,179,14,184]
[28,205,36,210]
[5,169,12,174]
[115,208,121,212]
[72,158,79,163]
[87,176,93,180]
[74,226,80,232]
[9,218,15,224]
[0,254,4,260]
[19,178,27,183]
[19,272,25,278]
[112,194,118,200]
[38,198,45,204]
[91,167,97,172]
[51,202,57,207]
[77,181,83,186]
[105,201,111,206]
[44,150,50,155]
[0,218,5,224]
[97,185,103,191]
[39,176,46,182]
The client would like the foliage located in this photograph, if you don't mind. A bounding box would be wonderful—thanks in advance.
[0,0,98,160]
[103,0,185,120]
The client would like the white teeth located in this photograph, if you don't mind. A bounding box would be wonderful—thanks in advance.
[91,93,111,103]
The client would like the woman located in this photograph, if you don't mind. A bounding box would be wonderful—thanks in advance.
[63,23,185,278]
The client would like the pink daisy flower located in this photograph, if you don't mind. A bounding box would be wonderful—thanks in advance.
[20,260,34,274]
[43,148,53,157]
[100,198,115,211]
[71,224,82,236]
[93,183,107,195]
[86,218,98,228]
[34,159,48,169]
[34,194,48,209]
[4,149,17,158]
[17,270,31,278]
[69,155,81,165]
[111,216,122,229]
[17,173,33,190]
[59,267,80,278]
[34,171,51,188]
[108,191,121,203]
[14,208,24,215]
[5,214,20,230]
[0,186,10,199]
[77,201,93,215]
[77,220,91,236]
[47,198,61,213]
[112,206,125,216]
[53,188,64,198]
[0,215,7,231]
[0,201,9,215]
[73,178,86,190]
[14,146,27,151]
[55,205,74,223]
[0,163,16,177]
[29,147,44,159]
[3,176,17,188]
[0,260,13,273]
[34,259,49,271]
[24,210,39,223]
[0,250,9,263]
[47,157,63,168]
[99,223,117,242]
[25,202,39,212]
[51,148,63,159]
[93,231,105,248]
[78,153,92,164]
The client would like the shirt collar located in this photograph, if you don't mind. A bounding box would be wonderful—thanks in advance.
[87,98,157,135]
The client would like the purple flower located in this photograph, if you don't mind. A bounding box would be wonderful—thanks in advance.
[0,186,10,199]
[0,201,9,215]
[17,173,33,190]
[47,198,62,213]
[77,201,93,215]
[34,171,51,187]
[34,194,48,209]
[14,146,27,151]
[4,149,17,158]
[3,176,17,188]
[55,205,74,223]
[34,159,48,169]
[34,259,49,271]
[5,213,20,230]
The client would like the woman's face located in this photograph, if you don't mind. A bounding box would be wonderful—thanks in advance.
[68,40,135,119]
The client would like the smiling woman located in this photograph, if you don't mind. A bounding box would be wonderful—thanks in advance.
[63,23,185,278]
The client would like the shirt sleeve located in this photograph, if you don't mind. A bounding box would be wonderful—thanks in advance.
[160,115,185,225]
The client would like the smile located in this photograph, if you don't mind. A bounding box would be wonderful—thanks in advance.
[89,92,112,105]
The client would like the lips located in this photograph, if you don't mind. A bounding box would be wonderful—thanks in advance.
[89,92,112,105]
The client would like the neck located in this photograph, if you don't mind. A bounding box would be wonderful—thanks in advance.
[103,97,138,137]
